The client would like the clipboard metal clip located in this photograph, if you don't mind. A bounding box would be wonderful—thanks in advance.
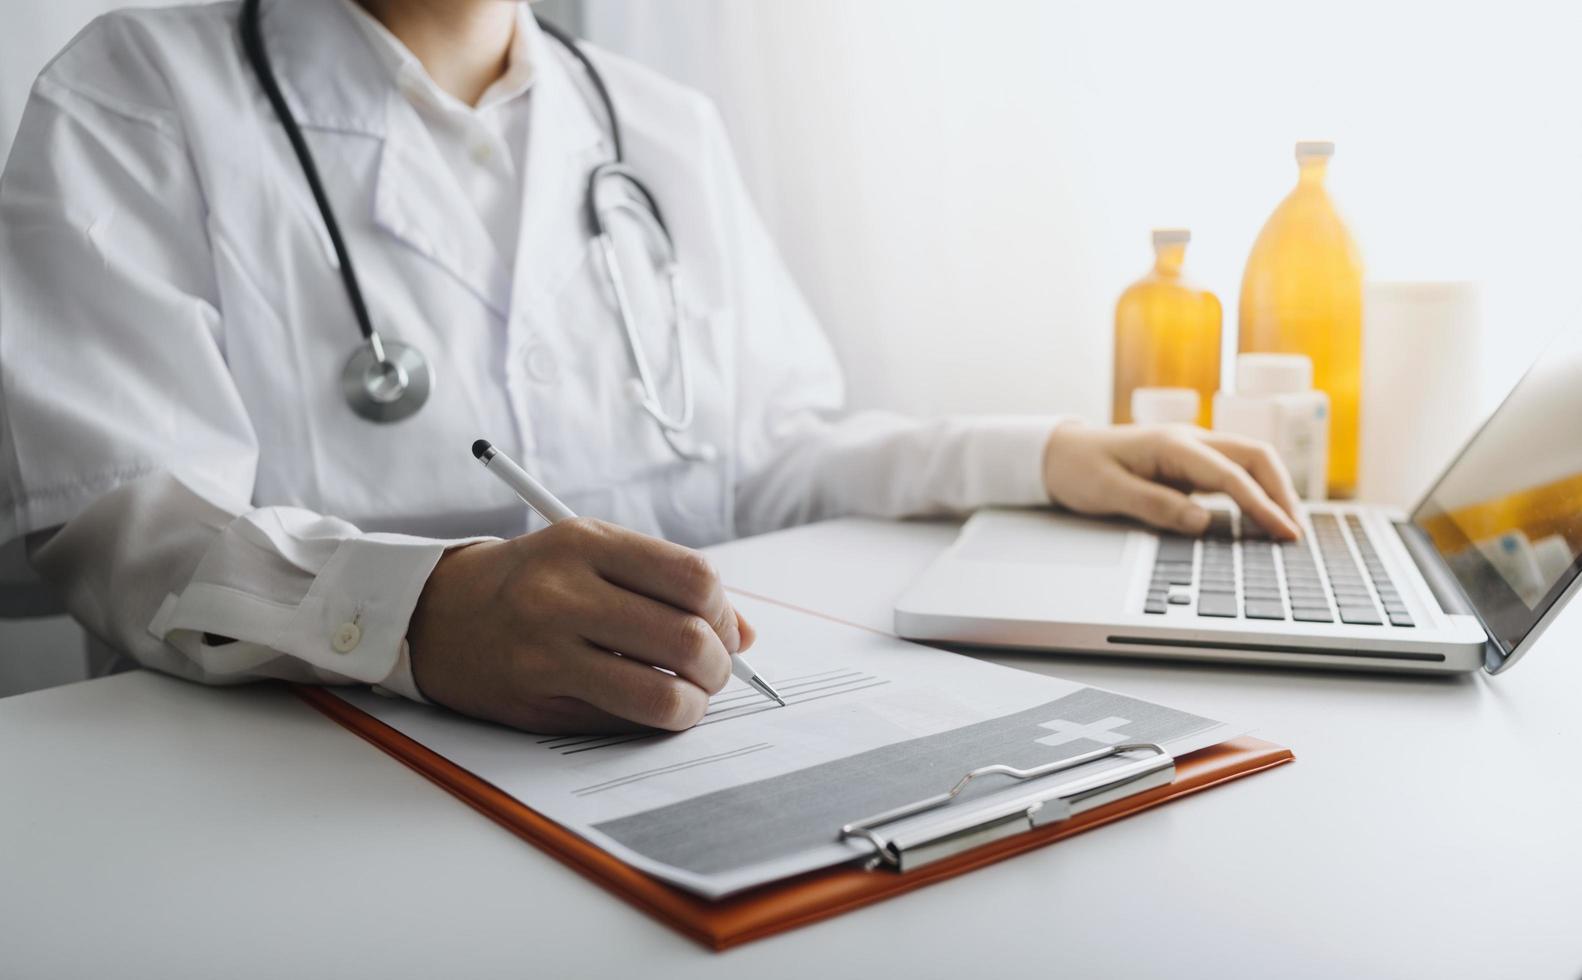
[839,742,1175,873]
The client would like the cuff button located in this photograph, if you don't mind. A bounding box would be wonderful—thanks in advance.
[331,622,362,653]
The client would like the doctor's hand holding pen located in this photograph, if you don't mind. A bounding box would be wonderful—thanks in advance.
[408,518,755,735]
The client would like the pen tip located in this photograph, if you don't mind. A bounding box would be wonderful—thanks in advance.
[471,439,492,461]
[749,675,786,707]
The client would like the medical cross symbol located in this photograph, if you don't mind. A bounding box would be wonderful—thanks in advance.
[1035,716,1133,747]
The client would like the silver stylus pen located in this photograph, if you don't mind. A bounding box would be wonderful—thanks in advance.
[471,439,785,708]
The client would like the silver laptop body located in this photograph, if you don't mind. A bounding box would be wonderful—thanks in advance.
[896,331,1582,676]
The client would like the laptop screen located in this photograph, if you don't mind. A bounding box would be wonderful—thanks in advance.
[1411,325,1582,657]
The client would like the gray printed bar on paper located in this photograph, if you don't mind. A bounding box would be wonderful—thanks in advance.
[592,686,1217,876]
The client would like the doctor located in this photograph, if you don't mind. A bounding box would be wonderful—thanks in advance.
[0,0,1300,734]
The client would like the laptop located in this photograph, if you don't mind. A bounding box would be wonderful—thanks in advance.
[895,330,1582,675]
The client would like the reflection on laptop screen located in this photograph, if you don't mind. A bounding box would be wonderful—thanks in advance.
[1412,326,1582,653]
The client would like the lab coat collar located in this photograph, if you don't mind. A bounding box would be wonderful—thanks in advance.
[371,107,515,317]
[259,0,391,139]
[262,0,507,314]
[258,0,605,319]
[508,19,611,313]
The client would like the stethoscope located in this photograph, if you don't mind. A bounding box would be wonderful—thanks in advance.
[238,0,715,462]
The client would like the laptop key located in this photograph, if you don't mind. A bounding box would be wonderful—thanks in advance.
[1244,600,1286,620]
[1338,604,1383,625]
[1145,597,1167,614]
[1197,593,1238,618]
[1292,606,1334,623]
[1388,610,1415,627]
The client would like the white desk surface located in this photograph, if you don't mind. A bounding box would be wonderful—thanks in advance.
[3,517,1580,979]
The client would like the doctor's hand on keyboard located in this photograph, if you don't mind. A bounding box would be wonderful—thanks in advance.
[406,519,754,735]
[1042,422,1303,541]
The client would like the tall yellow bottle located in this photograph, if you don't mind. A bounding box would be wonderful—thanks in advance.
[1112,229,1221,428]
[1238,141,1364,498]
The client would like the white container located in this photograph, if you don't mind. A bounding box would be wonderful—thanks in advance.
[1213,354,1330,501]
[1359,282,1482,508]
[1130,387,1200,426]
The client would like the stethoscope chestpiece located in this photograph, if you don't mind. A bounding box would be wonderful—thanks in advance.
[341,338,433,423]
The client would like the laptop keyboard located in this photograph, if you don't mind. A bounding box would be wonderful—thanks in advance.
[1144,510,1414,627]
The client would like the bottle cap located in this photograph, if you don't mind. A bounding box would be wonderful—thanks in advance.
[1130,387,1200,426]
[1151,228,1191,248]
[1295,140,1335,160]
[1236,353,1313,396]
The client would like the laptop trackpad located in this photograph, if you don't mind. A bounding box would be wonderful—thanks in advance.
[897,510,1142,624]
[956,510,1131,566]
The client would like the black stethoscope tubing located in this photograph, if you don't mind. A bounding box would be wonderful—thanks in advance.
[239,0,378,351]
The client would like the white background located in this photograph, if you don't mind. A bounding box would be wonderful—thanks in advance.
[6,0,1582,693]
[582,0,1582,420]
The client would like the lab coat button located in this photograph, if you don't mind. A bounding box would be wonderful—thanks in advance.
[331,622,362,653]
[526,346,558,383]
[471,141,494,164]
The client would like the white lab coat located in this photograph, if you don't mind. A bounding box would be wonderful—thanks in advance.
[0,0,1057,696]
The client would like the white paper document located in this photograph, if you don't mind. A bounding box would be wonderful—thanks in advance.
[340,594,1240,897]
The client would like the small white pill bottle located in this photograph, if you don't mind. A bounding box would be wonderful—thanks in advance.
[1130,387,1201,427]
[1213,354,1330,501]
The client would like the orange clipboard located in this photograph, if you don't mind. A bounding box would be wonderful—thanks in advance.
[297,588,1292,949]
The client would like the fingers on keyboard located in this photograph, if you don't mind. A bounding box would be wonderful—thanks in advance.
[1146,511,1413,628]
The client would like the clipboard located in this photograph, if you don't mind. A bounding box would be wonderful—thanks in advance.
[295,688,1291,950]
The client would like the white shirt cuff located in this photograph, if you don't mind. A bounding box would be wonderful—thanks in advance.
[372,640,429,703]
[149,532,493,695]
[965,416,1067,507]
